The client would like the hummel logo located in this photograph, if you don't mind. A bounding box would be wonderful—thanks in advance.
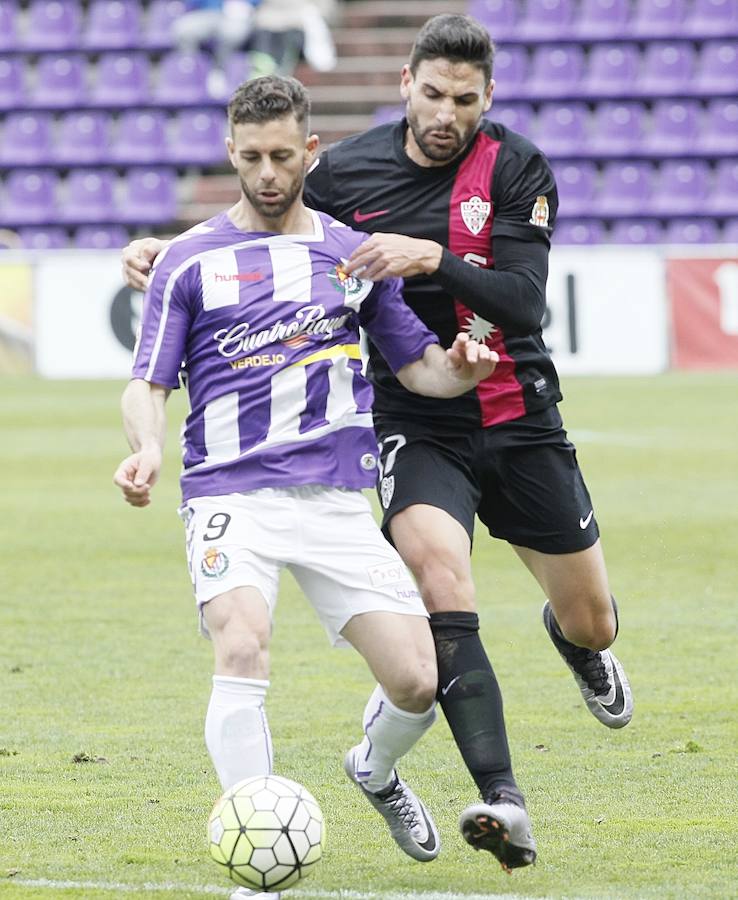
[441,675,461,696]
[579,509,594,529]
[353,208,390,224]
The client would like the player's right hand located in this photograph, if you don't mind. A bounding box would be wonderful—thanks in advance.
[121,237,167,291]
[113,448,162,507]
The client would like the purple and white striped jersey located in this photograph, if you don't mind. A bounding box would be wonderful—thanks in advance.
[132,209,437,501]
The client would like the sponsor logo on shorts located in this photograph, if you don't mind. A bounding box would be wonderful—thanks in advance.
[579,509,594,529]
[360,453,377,470]
[395,588,420,601]
[368,560,407,587]
[380,475,395,509]
[201,547,229,578]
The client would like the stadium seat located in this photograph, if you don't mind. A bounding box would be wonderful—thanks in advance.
[54,111,111,165]
[642,100,701,155]
[552,161,599,217]
[223,52,253,96]
[74,224,130,249]
[61,168,118,224]
[112,109,168,164]
[576,0,631,39]
[527,45,586,99]
[84,0,143,50]
[694,41,738,94]
[663,218,721,243]
[722,219,738,242]
[91,52,151,107]
[168,109,228,165]
[117,167,178,224]
[0,112,53,166]
[30,54,87,108]
[18,226,69,249]
[153,50,213,105]
[144,0,185,49]
[531,102,589,158]
[21,0,83,51]
[0,3,19,51]
[705,160,738,215]
[608,219,664,243]
[596,161,656,216]
[685,0,738,37]
[636,42,696,96]
[698,98,738,153]
[651,160,711,215]
[490,46,528,100]
[518,0,575,40]
[632,0,688,37]
[0,169,60,225]
[0,57,26,111]
[587,101,647,157]
[372,104,404,126]
[552,220,606,244]
[467,0,520,40]
[582,43,640,98]
[487,102,535,136]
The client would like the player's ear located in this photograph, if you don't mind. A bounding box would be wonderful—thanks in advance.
[483,79,495,113]
[225,135,237,170]
[304,133,320,169]
[400,64,412,100]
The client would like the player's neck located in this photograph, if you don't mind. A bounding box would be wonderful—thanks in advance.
[227,198,315,235]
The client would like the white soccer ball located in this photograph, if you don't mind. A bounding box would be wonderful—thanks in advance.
[208,774,325,891]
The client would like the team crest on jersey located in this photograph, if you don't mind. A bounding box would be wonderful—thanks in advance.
[460,195,491,235]
[529,195,550,227]
[380,475,395,509]
[201,548,229,578]
[327,263,364,297]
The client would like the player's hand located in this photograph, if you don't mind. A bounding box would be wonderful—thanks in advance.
[343,233,443,280]
[446,332,498,383]
[113,447,162,507]
[121,238,167,291]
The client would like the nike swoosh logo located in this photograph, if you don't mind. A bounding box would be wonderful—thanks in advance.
[600,659,625,716]
[353,208,390,223]
[441,675,461,696]
[579,510,594,529]
[416,802,439,851]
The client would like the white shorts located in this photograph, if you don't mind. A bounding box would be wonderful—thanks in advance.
[179,486,426,646]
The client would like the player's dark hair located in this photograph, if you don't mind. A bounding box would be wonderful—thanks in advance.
[409,14,495,83]
[228,75,311,132]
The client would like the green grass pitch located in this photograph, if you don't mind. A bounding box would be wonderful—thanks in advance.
[1,372,737,900]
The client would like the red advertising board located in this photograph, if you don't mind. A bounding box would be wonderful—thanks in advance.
[668,257,738,369]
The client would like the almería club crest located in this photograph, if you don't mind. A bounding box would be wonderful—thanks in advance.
[460,195,491,235]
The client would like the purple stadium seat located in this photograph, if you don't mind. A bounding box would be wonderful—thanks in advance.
[597,161,656,216]
[632,0,688,37]
[0,112,53,166]
[22,0,82,51]
[642,100,701,155]
[30,53,87,108]
[587,101,647,157]
[18,227,69,249]
[552,161,599,217]
[527,45,586,99]
[532,102,589,158]
[694,41,738,94]
[0,58,26,111]
[490,46,528,100]
[552,220,606,244]
[154,50,213,105]
[74,225,130,249]
[113,109,168,164]
[61,168,118,223]
[636,42,696,96]
[0,2,19,51]
[487,102,535,136]
[84,0,143,50]
[0,169,60,225]
[372,104,404,126]
[118,167,178,224]
[223,52,252,96]
[576,0,631,39]
[54,111,111,165]
[608,219,664,243]
[518,0,575,40]
[722,219,738,242]
[168,109,227,165]
[664,219,720,243]
[705,160,738,215]
[91,52,150,107]
[582,43,640,98]
[685,0,738,37]
[698,99,738,153]
[651,160,711,215]
[144,0,186,49]
[467,0,520,40]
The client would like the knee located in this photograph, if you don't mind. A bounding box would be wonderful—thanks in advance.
[386,661,437,713]
[214,626,270,678]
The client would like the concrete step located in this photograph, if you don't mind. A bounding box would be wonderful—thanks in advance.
[332,26,421,57]
[307,83,400,114]
[297,56,405,87]
[339,0,468,28]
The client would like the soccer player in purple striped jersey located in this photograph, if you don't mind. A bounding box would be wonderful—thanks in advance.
[113,75,497,898]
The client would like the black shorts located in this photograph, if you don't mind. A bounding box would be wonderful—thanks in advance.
[374,406,599,555]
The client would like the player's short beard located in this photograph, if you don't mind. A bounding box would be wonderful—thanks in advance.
[240,172,304,219]
[406,107,479,163]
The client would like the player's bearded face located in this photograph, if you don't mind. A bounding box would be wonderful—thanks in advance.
[403,59,492,164]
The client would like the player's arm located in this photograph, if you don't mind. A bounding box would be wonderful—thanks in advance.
[113,379,169,508]
[396,332,498,398]
[121,237,171,291]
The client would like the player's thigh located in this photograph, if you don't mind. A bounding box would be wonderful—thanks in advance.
[202,585,274,678]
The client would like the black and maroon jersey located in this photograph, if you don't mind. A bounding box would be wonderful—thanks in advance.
[303,117,562,429]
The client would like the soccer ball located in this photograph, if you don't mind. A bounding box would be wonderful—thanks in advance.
[208,774,325,891]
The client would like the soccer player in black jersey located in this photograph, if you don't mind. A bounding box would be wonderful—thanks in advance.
[121,13,633,875]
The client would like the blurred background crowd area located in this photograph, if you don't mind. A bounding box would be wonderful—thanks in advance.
[0,0,736,251]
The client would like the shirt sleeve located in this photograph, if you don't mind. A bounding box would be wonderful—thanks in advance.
[358,275,438,373]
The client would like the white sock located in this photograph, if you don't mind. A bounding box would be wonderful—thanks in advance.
[205,675,273,790]
[353,684,436,793]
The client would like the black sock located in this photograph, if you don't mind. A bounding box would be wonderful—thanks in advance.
[429,611,523,806]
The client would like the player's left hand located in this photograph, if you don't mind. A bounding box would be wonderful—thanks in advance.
[446,332,499,382]
[113,447,161,508]
[343,233,443,280]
